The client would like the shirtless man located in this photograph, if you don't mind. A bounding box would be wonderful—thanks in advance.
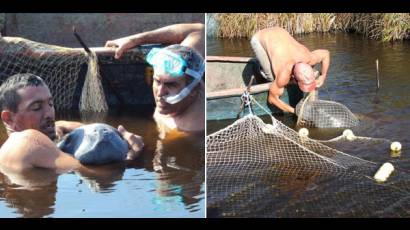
[0,73,144,172]
[251,27,331,114]
[105,23,205,135]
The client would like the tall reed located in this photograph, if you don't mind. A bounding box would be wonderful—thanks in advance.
[214,13,410,42]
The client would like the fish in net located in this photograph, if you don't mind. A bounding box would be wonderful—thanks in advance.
[0,36,107,112]
[295,91,359,128]
[207,113,410,217]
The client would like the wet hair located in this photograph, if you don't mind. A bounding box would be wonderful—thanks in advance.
[163,44,205,85]
[0,73,48,112]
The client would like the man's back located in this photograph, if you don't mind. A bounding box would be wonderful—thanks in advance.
[255,27,311,67]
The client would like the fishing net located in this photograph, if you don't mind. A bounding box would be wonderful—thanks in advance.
[79,50,108,112]
[295,91,359,128]
[0,36,108,112]
[207,112,410,217]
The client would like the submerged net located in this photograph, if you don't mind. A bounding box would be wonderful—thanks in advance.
[207,114,410,217]
[0,36,107,112]
[295,92,359,128]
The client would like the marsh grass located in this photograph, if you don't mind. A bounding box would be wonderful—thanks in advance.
[215,13,410,42]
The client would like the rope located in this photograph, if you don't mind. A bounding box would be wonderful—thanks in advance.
[241,91,254,116]
[296,91,314,126]
[251,96,273,118]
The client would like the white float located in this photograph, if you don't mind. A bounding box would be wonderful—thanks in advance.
[374,162,395,183]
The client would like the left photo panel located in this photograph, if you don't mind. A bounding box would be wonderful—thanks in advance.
[0,13,205,218]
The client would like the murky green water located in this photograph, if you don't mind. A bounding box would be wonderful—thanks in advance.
[207,32,410,169]
[0,109,205,217]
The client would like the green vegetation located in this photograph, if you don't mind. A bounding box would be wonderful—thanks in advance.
[213,13,410,42]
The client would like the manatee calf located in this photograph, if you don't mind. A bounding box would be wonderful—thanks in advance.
[57,123,129,165]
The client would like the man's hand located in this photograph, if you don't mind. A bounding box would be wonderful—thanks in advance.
[55,120,84,140]
[117,125,144,160]
[105,37,135,59]
[315,75,325,88]
[55,126,68,141]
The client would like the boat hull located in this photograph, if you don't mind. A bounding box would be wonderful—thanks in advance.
[206,56,303,121]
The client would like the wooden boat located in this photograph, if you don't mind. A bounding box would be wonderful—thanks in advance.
[206,56,303,121]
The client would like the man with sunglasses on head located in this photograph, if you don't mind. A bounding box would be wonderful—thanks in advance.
[105,23,205,135]
[251,26,331,114]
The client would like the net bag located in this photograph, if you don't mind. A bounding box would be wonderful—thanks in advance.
[295,93,359,128]
[207,114,410,217]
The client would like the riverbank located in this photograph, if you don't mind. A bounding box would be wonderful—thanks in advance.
[207,13,410,42]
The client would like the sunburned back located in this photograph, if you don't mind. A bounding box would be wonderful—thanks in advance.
[257,27,311,64]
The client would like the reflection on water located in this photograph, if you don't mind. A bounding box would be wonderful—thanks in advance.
[0,167,58,218]
[0,109,204,217]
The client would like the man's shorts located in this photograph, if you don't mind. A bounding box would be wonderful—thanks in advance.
[250,35,275,81]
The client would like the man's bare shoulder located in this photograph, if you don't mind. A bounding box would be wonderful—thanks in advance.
[1,129,43,151]
[0,129,54,171]
[0,130,36,170]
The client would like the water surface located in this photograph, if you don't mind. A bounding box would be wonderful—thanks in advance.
[207,33,410,217]
[0,108,205,218]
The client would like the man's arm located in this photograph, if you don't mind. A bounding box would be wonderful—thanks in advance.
[267,70,295,114]
[105,23,205,58]
[0,129,81,172]
[310,49,330,88]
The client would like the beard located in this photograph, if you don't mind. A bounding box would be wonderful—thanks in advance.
[39,120,56,140]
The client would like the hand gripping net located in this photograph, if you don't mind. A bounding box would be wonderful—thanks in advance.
[207,114,410,217]
[0,37,107,112]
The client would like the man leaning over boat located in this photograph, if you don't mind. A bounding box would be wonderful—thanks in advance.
[251,26,330,114]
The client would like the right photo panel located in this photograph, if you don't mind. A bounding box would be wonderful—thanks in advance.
[206,13,410,218]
